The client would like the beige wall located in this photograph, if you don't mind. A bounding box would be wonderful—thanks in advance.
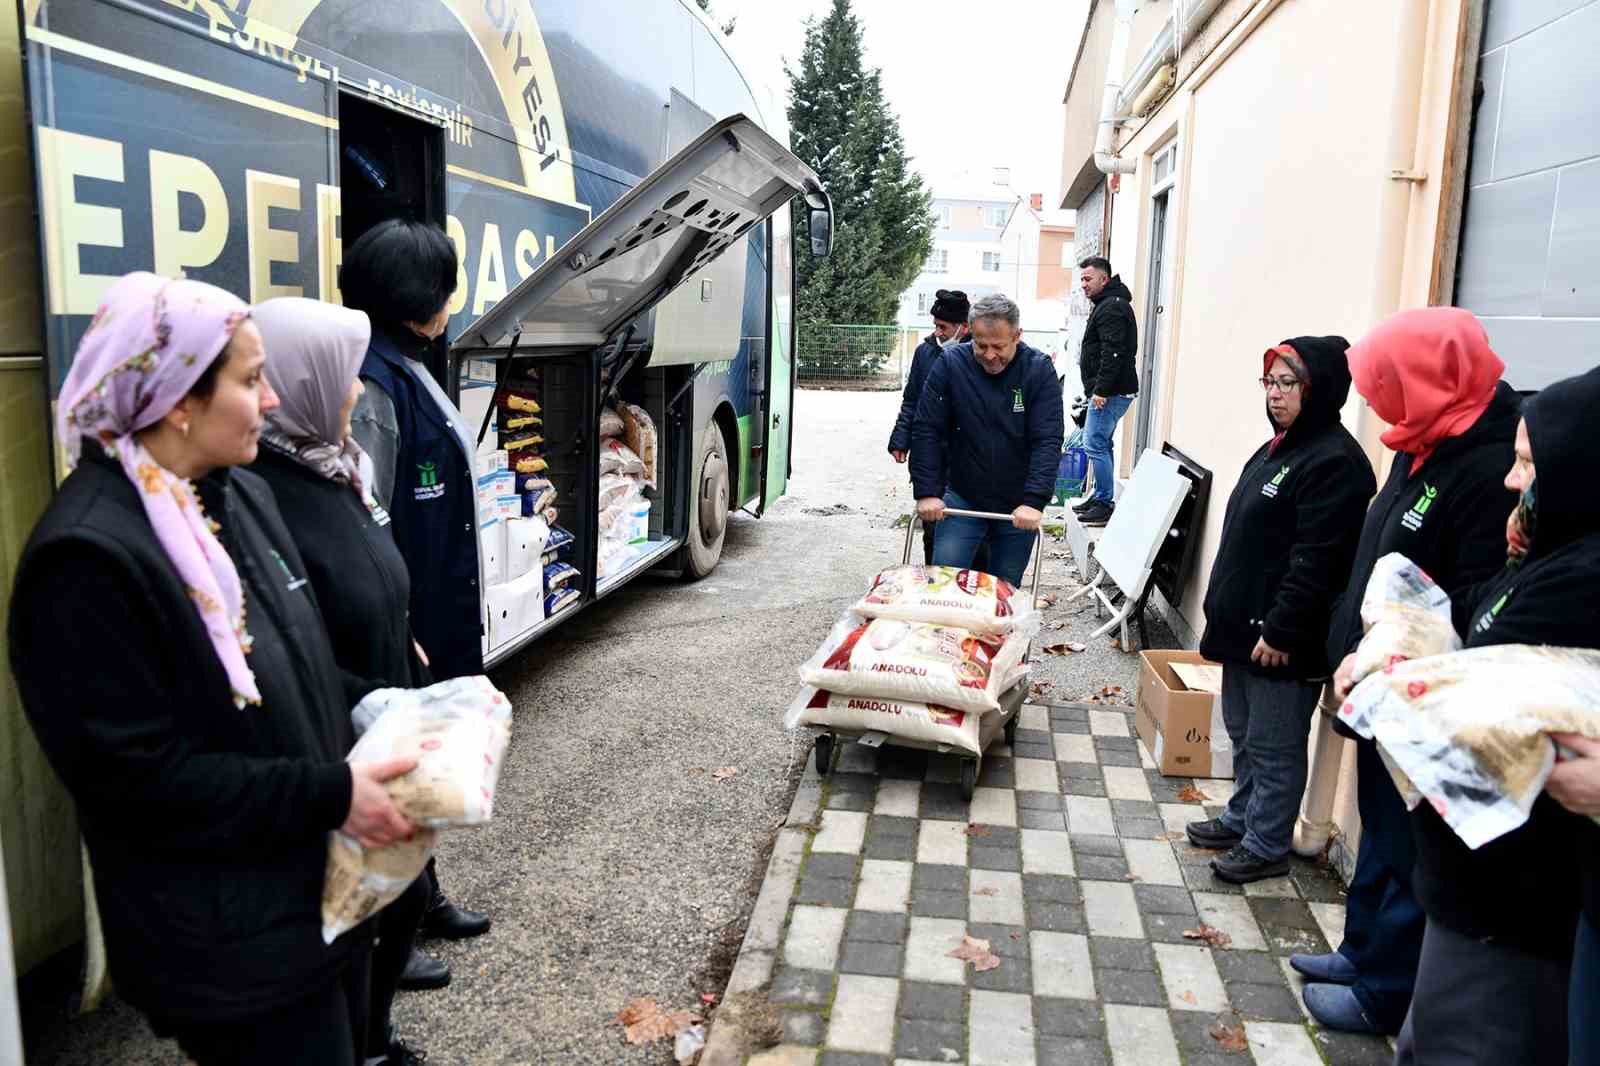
[1037,229,1075,301]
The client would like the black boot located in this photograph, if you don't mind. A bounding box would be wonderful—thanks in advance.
[419,883,490,941]
[396,945,450,991]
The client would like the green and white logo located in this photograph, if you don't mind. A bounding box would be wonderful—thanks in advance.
[1262,464,1290,499]
[1402,483,1438,532]
[417,462,439,488]
[1012,387,1025,413]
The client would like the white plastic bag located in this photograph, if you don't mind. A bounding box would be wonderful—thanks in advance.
[851,565,1035,636]
[1350,553,1462,685]
[323,676,513,942]
[786,687,984,755]
[600,438,647,479]
[798,613,1029,714]
[619,403,658,487]
[600,407,625,439]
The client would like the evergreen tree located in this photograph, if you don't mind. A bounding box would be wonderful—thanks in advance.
[693,0,735,36]
[787,0,933,345]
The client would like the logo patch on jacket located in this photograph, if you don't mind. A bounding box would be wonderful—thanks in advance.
[1261,465,1290,499]
[1473,587,1512,635]
[1401,484,1437,532]
[268,548,308,592]
[1012,387,1025,413]
[414,461,446,502]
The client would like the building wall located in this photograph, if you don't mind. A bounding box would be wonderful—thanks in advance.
[1037,229,1076,302]
[897,194,1014,327]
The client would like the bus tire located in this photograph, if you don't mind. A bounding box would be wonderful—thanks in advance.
[685,419,730,579]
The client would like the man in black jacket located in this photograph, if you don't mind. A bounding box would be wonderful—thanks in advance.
[890,289,969,564]
[1286,308,1521,1037]
[911,293,1064,586]
[1074,257,1138,526]
[1190,337,1375,884]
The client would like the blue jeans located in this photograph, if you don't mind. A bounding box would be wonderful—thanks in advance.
[1573,913,1600,1066]
[932,490,1035,586]
[1084,394,1134,502]
[1217,667,1319,862]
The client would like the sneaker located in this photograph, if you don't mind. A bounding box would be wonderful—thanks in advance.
[1185,817,1243,850]
[1077,501,1114,527]
[1302,982,1387,1035]
[1290,951,1358,985]
[1210,843,1290,884]
[1071,497,1099,513]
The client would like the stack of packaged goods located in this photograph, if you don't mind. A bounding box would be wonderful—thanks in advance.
[596,402,658,580]
[785,566,1038,755]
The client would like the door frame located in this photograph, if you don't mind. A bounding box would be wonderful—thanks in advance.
[1135,142,1178,455]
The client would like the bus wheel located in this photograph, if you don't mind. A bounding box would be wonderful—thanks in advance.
[685,420,730,578]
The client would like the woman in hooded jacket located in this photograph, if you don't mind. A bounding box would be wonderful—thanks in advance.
[1288,307,1523,1035]
[247,297,434,1066]
[1390,365,1600,1066]
[6,273,414,1065]
[1189,337,1376,884]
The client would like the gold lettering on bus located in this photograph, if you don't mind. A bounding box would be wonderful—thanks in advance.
[445,215,470,317]
[316,183,341,304]
[244,169,302,301]
[37,128,124,316]
[150,150,228,278]
[473,222,509,316]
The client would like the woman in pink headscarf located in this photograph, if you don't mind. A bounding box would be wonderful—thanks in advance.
[7,273,414,1065]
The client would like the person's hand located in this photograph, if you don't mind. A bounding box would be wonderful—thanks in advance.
[917,497,946,523]
[1333,652,1359,698]
[891,450,908,464]
[1250,638,1290,669]
[342,757,417,849]
[1012,505,1043,531]
[1546,734,1600,816]
[1092,395,1108,410]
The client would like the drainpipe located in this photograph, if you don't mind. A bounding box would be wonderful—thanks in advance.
[1293,687,1346,857]
[1116,0,1227,118]
[1092,0,1141,175]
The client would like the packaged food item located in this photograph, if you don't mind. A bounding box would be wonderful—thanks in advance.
[799,613,1030,714]
[503,434,544,452]
[515,455,549,475]
[599,472,642,510]
[544,562,580,592]
[851,565,1034,636]
[540,506,559,526]
[503,414,542,430]
[1351,553,1462,685]
[504,394,541,414]
[506,515,549,576]
[600,407,625,439]
[522,480,557,516]
[618,403,658,487]
[1340,644,1600,848]
[323,676,512,942]
[516,473,556,496]
[600,438,647,479]
[545,586,580,615]
[543,526,575,565]
[785,687,983,756]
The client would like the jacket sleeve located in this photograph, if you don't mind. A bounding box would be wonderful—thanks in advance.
[10,543,353,856]
[910,356,951,500]
[1023,362,1066,510]
[1437,473,1520,610]
[1262,450,1378,653]
[1091,301,1133,398]
[888,347,928,454]
[351,381,400,511]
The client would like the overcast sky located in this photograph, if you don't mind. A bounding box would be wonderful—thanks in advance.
[715,0,1090,207]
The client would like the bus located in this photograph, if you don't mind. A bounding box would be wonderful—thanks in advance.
[18,0,833,669]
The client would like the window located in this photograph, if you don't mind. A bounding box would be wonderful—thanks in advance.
[927,249,948,273]
[916,291,930,313]
[934,204,951,228]
[985,205,1009,228]
[1152,143,1178,192]
[982,252,1001,272]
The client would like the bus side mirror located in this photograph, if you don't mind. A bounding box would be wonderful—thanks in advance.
[806,189,833,259]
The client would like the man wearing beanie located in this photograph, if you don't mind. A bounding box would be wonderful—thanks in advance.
[890,289,971,564]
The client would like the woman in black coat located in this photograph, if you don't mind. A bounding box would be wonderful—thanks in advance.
[1190,337,1375,884]
[7,273,414,1066]
[248,297,435,1065]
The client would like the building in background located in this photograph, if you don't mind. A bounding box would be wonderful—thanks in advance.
[996,193,1077,366]
[1059,0,1600,875]
[895,169,1018,330]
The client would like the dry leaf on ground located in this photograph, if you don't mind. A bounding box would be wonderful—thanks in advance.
[1208,1016,1249,1052]
[973,886,998,897]
[1110,638,1123,650]
[1047,621,1066,630]
[1176,785,1208,804]
[686,767,705,776]
[700,992,719,1006]
[1043,642,1088,655]
[711,766,739,781]
[1036,594,1058,609]
[964,824,992,838]
[1180,991,1198,1005]
[947,935,1001,972]
[1183,923,1234,949]
[616,998,701,1045]
[1030,681,1054,698]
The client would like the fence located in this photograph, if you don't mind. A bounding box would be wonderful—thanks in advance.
[797,324,1068,390]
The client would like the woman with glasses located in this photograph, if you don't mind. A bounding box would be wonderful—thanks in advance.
[1188,337,1375,885]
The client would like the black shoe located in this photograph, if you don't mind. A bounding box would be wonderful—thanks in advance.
[1077,501,1114,527]
[1210,843,1290,884]
[385,1035,429,1065]
[397,946,451,991]
[419,892,491,941]
[1185,817,1243,850]
[1071,498,1099,513]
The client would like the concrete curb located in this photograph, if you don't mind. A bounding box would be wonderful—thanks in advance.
[700,761,823,1066]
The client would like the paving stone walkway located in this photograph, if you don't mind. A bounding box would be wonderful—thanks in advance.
[705,700,1395,1066]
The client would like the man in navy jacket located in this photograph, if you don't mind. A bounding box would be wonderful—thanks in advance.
[890,289,969,564]
[911,293,1065,585]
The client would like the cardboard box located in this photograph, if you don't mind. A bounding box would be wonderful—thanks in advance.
[1135,650,1234,779]
[478,518,506,586]
[505,515,550,577]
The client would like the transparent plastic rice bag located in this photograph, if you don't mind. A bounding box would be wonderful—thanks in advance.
[1350,553,1462,686]
[850,564,1036,636]
[798,613,1030,714]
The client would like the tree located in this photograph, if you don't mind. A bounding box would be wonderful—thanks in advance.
[693,0,735,36]
[787,0,933,345]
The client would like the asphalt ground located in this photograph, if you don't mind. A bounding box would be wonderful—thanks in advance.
[20,387,1171,1065]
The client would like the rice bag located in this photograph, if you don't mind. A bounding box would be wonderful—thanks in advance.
[323,676,512,942]
[502,434,544,452]
[503,414,542,430]
[546,587,580,615]
[521,478,557,516]
[515,455,548,475]
[600,438,647,479]
[544,562,579,592]
[799,614,1029,714]
[544,525,575,564]
[1339,644,1600,848]
[619,403,658,487]
[600,407,624,439]
[599,472,642,511]
[504,393,541,414]
[1351,553,1462,685]
[516,473,556,496]
[786,687,983,756]
[851,565,1035,636]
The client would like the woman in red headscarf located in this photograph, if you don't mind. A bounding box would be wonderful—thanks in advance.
[1288,307,1524,1037]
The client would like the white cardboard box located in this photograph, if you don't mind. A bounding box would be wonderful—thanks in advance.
[506,515,550,577]
[479,518,506,586]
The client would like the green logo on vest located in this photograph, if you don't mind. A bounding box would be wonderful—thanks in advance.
[1262,465,1290,498]
[1272,465,1290,486]
[1403,484,1438,532]
[417,462,439,488]
[1012,387,1025,413]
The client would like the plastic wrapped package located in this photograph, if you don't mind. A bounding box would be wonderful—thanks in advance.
[544,562,579,592]
[851,565,1034,636]
[599,472,642,511]
[545,586,580,615]
[786,687,983,756]
[1350,553,1462,685]
[323,676,512,942]
[600,407,624,439]
[503,393,540,415]
[799,613,1031,714]
[544,526,575,565]
[600,438,647,479]
[514,455,548,475]
[502,434,544,452]
[618,403,658,487]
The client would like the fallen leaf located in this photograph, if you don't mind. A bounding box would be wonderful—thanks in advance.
[1176,785,1208,804]
[1183,923,1234,949]
[1043,641,1088,655]
[1180,991,1198,1005]
[964,824,992,838]
[1030,681,1054,698]
[686,767,705,776]
[973,886,998,897]
[1009,932,1022,941]
[700,992,719,1006]
[1208,1016,1249,1052]
[711,766,739,781]
[1047,621,1066,631]
[1124,873,1142,882]
[947,935,1002,972]
[1110,638,1123,650]
[617,998,701,1045]
[1036,593,1058,609]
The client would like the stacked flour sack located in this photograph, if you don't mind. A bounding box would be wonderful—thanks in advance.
[596,402,657,580]
[787,566,1038,756]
